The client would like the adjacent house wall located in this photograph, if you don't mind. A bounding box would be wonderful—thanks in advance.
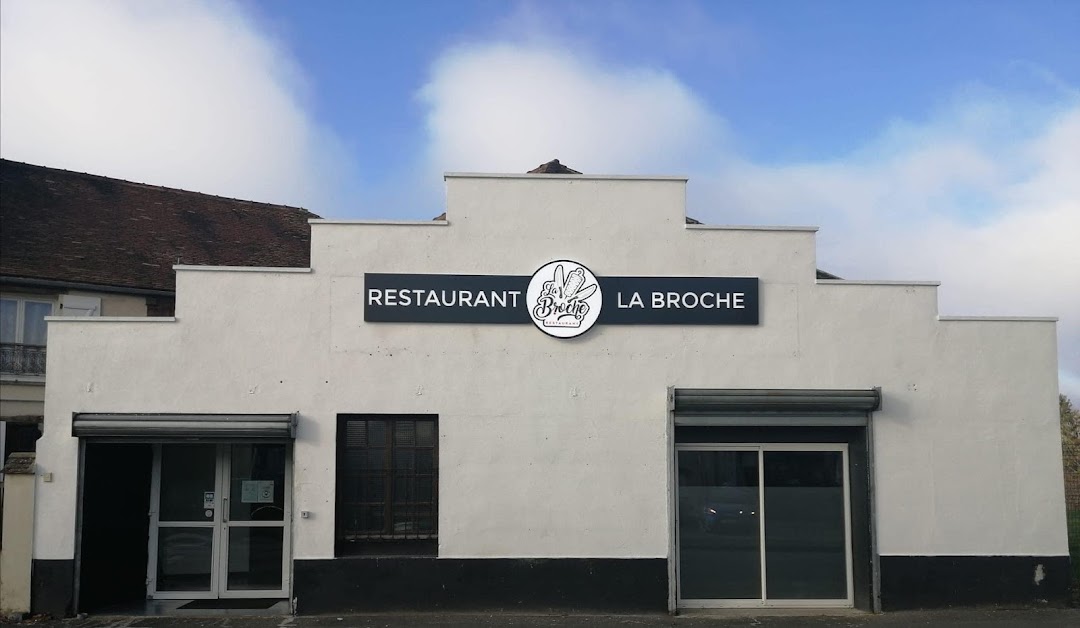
[1,289,147,421]
[1,453,36,615]
[0,384,44,418]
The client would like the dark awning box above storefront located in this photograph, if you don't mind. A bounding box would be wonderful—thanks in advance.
[672,388,881,427]
[71,413,297,440]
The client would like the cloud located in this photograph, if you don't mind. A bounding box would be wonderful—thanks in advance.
[419,43,1080,398]
[0,0,350,211]
[701,99,1080,399]
[418,44,725,175]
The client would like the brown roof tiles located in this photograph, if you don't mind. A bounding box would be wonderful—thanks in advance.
[0,159,319,292]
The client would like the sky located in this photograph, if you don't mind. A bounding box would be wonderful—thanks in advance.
[1,0,1078,397]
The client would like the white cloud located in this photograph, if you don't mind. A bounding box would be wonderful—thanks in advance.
[0,0,349,211]
[419,43,1080,398]
[702,103,1080,399]
[418,44,725,175]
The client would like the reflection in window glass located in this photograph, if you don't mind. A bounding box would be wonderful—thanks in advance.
[159,445,217,522]
[678,450,761,600]
[22,301,52,345]
[157,527,213,591]
[0,299,16,343]
[763,451,847,600]
[229,444,286,522]
[227,527,284,590]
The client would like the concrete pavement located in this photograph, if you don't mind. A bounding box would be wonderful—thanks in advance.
[5,608,1080,628]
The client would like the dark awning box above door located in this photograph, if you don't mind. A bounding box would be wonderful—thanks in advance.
[672,388,881,427]
[71,413,297,440]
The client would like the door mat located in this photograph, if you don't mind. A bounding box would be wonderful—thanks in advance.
[178,598,282,610]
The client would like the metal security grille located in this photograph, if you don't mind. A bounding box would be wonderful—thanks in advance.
[337,415,437,555]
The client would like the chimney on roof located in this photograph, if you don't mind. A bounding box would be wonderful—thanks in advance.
[528,159,581,174]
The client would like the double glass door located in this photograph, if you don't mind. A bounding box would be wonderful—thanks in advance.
[676,444,852,608]
[148,443,291,599]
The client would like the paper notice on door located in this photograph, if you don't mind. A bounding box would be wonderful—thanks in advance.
[241,480,275,503]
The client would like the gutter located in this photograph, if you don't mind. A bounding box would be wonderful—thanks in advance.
[0,275,175,297]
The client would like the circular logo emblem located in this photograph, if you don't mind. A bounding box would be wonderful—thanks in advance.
[526,260,603,338]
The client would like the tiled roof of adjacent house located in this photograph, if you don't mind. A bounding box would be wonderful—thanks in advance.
[528,159,582,174]
[0,159,319,293]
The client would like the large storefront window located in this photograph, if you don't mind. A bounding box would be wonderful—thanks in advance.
[336,414,438,556]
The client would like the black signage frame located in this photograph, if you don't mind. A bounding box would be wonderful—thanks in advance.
[364,273,759,326]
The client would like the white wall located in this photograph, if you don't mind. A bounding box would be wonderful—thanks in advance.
[34,173,1067,563]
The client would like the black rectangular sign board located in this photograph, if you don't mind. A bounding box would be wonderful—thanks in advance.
[364,274,530,324]
[364,273,759,325]
[600,276,758,325]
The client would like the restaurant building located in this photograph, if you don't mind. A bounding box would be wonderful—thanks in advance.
[30,165,1069,615]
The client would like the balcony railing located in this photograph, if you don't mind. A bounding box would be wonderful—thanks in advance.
[0,343,47,376]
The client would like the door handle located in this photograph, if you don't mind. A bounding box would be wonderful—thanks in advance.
[223,497,229,523]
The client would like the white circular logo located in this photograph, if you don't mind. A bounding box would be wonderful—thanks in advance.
[526,260,603,338]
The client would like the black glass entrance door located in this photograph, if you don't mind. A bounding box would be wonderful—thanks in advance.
[677,450,761,600]
[676,445,851,607]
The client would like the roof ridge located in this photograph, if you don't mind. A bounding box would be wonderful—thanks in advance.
[0,158,320,217]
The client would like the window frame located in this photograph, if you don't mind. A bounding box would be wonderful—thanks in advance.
[335,414,439,557]
[1,296,54,380]
[0,296,54,346]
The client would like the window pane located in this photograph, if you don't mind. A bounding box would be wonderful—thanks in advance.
[227,527,284,591]
[394,420,415,446]
[394,449,414,471]
[409,505,434,532]
[362,475,385,501]
[394,477,411,502]
[346,421,367,447]
[416,450,434,473]
[22,302,52,345]
[416,421,435,447]
[346,448,388,472]
[393,504,421,533]
[157,528,212,591]
[764,451,847,600]
[0,299,16,344]
[229,444,286,522]
[678,450,761,600]
[417,477,433,502]
[159,445,217,522]
[358,504,385,533]
[368,420,387,446]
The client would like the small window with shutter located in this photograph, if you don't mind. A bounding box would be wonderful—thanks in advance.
[335,414,438,556]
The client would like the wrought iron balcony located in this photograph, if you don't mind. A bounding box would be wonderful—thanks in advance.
[0,343,47,376]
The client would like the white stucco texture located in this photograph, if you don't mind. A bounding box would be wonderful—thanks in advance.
[34,174,1067,562]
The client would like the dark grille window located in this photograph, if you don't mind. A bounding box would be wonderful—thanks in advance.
[336,414,437,556]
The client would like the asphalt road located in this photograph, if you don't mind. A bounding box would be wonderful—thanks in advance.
[5,608,1080,628]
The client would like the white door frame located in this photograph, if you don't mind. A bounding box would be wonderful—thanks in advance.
[674,443,854,609]
[219,443,292,599]
[146,443,292,600]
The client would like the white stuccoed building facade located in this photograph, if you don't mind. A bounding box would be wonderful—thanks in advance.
[30,170,1067,615]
